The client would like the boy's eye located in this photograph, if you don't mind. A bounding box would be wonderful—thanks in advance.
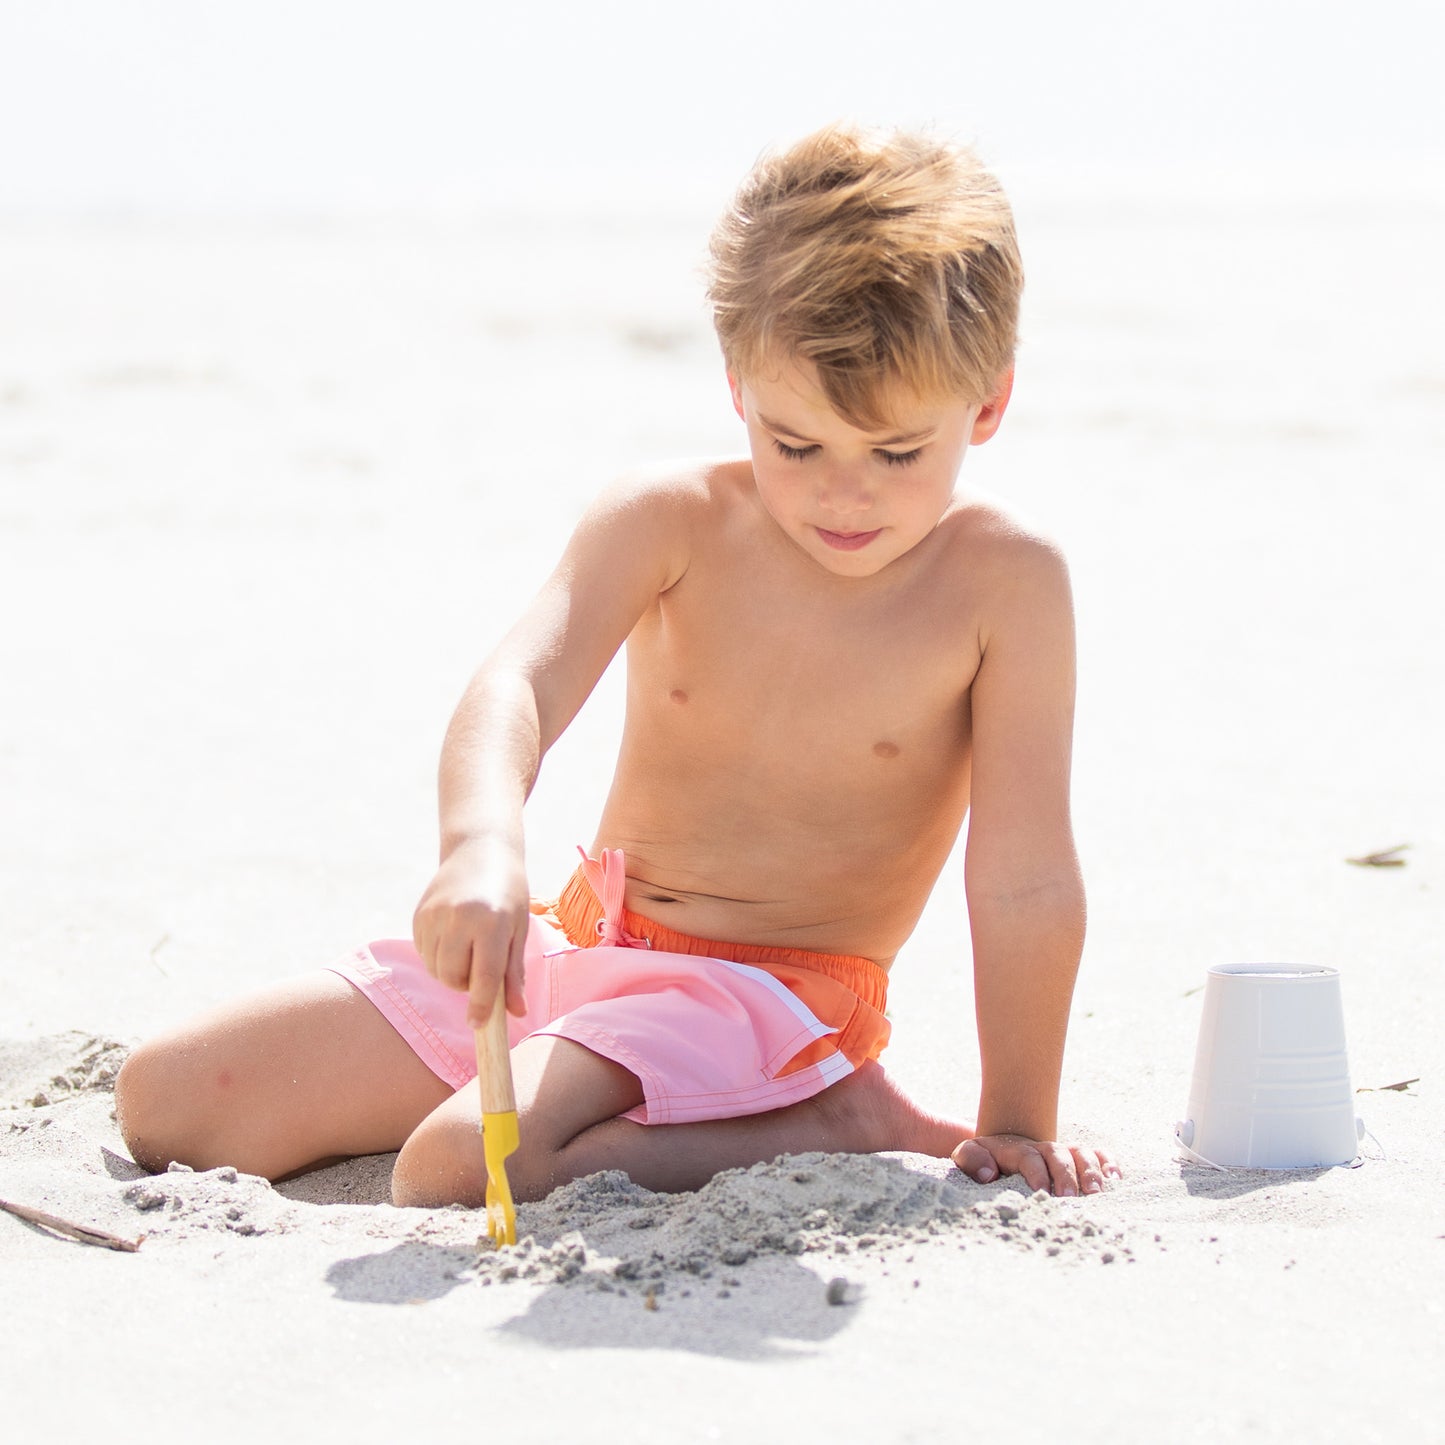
[773,441,818,462]
[877,447,923,467]
[772,440,924,466]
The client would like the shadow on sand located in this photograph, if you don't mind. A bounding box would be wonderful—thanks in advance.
[496,1253,858,1361]
[1178,1162,1336,1200]
[323,1239,858,1360]
[326,1240,478,1303]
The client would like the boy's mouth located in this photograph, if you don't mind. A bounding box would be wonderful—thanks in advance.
[816,527,882,552]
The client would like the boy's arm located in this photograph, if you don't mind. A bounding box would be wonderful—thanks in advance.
[954,534,1112,1195]
[412,472,691,1027]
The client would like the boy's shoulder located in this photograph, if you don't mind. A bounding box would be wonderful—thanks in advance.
[580,457,746,535]
[936,491,1075,586]
[940,489,1070,569]
[596,456,751,507]
[938,501,1076,690]
[928,491,1075,638]
[585,456,772,550]
[564,459,758,595]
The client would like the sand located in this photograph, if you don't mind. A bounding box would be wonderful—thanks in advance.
[3,194,1444,1442]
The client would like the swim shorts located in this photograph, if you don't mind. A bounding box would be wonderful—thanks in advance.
[324,848,891,1124]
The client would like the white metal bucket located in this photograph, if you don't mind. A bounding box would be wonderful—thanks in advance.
[1175,963,1361,1169]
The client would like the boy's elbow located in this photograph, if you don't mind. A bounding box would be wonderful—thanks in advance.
[966,868,1087,949]
[966,857,1085,916]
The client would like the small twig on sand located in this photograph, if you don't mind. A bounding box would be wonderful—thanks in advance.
[1357,1078,1420,1094]
[0,1197,142,1252]
[1346,845,1410,868]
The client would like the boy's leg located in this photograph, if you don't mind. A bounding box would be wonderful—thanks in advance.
[391,1034,970,1206]
[534,1058,971,1194]
[391,1033,646,1207]
[115,972,454,1180]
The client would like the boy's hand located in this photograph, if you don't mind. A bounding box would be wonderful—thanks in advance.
[412,840,530,1028]
[951,1134,1120,1197]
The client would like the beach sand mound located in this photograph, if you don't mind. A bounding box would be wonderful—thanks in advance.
[2,1033,1133,1295]
[0,1030,130,1109]
[475,1154,1132,1300]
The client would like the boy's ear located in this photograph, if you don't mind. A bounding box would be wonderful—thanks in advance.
[969,368,1014,445]
[727,372,746,422]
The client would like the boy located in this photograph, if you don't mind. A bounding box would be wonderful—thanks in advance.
[116,124,1117,1204]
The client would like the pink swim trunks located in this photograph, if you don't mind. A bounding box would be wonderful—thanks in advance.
[324,849,891,1125]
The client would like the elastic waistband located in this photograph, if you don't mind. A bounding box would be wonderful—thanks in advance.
[534,862,890,1015]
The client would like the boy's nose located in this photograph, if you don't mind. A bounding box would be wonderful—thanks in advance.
[817,466,874,517]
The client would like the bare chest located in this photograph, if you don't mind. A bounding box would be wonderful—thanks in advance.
[626,554,981,787]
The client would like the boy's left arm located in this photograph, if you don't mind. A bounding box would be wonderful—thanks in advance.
[955,533,1118,1196]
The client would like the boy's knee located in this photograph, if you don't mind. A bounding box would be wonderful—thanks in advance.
[114,1037,220,1175]
[114,1041,185,1173]
[393,1113,480,1209]
[391,1111,554,1210]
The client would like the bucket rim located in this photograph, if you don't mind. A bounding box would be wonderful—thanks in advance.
[1207,962,1339,980]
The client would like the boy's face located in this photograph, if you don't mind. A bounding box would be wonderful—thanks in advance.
[729,355,1010,579]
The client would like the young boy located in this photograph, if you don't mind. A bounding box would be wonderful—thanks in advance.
[116,124,1117,1205]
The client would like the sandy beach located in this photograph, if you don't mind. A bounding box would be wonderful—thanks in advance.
[3,187,1443,1442]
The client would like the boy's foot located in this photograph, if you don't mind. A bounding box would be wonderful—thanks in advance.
[808,1061,971,1159]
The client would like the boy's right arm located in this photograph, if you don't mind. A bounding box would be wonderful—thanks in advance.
[411,471,694,1028]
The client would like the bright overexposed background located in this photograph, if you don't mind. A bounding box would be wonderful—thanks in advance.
[2,4,1442,1109]
[2,1,1442,216]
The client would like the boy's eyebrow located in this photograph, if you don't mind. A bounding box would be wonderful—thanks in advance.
[756,411,935,446]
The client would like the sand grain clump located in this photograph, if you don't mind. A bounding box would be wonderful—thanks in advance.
[469,1153,1133,1292]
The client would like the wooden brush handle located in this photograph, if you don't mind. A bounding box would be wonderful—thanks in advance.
[475,997,516,1114]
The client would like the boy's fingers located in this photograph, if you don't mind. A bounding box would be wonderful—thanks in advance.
[957,1137,1120,1197]
[466,952,506,1028]
[955,1136,1121,1197]
[411,912,435,972]
[1049,1144,1089,1196]
[1012,1141,1071,1196]
[467,914,532,1025]
[504,930,529,1017]
[433,934,474,992]
[1016,1145,1053,1194]
[950,1139,999,1182]
[1071,1146,1106,1194]
[954,1136,1052,1191]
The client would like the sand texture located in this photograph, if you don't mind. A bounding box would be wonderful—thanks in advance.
[3,200,1444,1441]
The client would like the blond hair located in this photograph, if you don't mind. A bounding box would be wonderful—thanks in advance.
[706,124,1022,428]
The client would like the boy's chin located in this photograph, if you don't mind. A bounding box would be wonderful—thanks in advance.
[798,532,904,577]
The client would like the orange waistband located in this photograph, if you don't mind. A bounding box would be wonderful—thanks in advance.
[533,864,890,1016]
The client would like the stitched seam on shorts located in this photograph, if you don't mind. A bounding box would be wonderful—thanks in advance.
[532,1022,671,1119]
[759,1021,841,1077]
[576,1028,836,1117]
[325,953,473,1089]
[703,957,842,1075]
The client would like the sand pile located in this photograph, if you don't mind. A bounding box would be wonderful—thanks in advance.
[474,1155,1135,1301]
[2,1034,1135,1297]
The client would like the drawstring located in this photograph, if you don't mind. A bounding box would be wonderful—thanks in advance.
[576,846,651,949]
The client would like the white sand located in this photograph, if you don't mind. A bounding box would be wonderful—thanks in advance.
[3,198,1443,1442]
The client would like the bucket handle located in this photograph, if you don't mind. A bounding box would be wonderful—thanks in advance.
[1173,1121,1229,1172]
[1173,1119,1370,1171]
